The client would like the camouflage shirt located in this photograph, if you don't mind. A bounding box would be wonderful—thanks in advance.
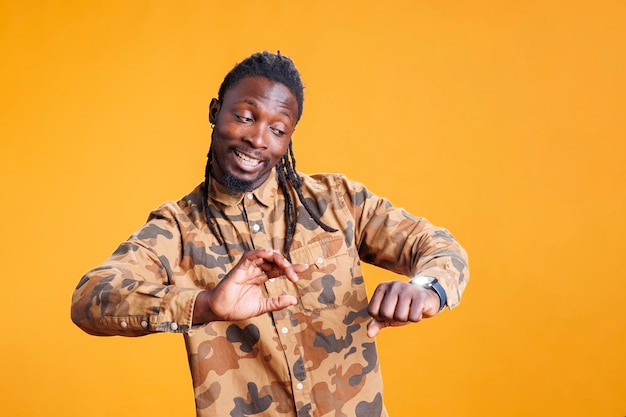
[71,170,469,417]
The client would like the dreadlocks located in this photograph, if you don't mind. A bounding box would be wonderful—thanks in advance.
[202,51,337,259]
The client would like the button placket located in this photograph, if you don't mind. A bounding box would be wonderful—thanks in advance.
[243,187,313,406]
[278,325,310,405]
[271,310,313,409]
[243,192,270,248]
[290,348,312,411]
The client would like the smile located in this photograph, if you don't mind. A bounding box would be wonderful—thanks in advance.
[235,150,262,167]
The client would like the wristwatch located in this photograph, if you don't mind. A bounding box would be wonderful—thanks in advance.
[409,276,447,311]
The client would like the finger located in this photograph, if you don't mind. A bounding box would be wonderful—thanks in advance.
[260,295,298,313]
[368,284,388,319]
[244,250,307,282]
[259,260,308,282]
[292,263,309,273]
[377,290,400,321]
[246,253,283,278]
[283,263,308,282]
[408,292,430,322]
[408,303,424,322]
[260,249,291,269]
[237,252,273,276]
[244,249,272,261]
[259,262,280,277]
[392,293,412,322]
[243,249,283,268]
[258,262,294,280]
[367,319,386,338]
[224,257,262,285]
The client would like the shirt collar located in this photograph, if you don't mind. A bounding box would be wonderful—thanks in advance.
[208,169,278,208]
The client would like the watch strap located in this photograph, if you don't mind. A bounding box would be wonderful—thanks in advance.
[429,281,447,311]
[409,276,447,311]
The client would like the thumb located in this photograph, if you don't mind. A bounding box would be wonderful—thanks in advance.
[262,295,298,313]
[367,319,386,338]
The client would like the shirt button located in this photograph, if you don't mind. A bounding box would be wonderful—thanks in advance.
[170,322,178,331]
[296,383,304,390]
[316,257,324,265]
[281,327,288,334]
[252,224,260,232]
[247,193,254,200]
[120,321,128,328]
[140,320,148,328]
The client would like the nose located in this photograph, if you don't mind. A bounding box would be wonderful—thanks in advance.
[244,123,269,149]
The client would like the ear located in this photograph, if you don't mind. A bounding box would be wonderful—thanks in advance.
[208,98,221,124]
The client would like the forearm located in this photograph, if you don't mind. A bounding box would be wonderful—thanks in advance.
[71,264,201,336]
[349,183,469,308]
[409,225,469,309]
[71,206,202,336]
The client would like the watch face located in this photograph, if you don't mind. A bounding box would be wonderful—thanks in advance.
[411,276,437,287]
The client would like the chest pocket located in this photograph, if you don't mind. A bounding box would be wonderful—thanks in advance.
[289,235,353,312]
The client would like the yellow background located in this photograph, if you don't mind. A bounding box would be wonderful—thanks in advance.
[1,1,625,416]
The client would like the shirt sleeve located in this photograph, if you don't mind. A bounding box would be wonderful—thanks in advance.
[339,177,469,309]
[70,202,202,336]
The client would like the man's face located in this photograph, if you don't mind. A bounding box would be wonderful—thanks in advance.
[209,76,299,194]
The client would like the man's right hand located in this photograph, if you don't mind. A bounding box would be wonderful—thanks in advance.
[192,249,308,324]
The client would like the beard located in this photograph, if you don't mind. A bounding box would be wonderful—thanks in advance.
[222,170,258,194]
[210,142,271,194]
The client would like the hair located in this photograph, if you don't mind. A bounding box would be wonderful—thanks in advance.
[218,51,304,122]
[203,51,336,260]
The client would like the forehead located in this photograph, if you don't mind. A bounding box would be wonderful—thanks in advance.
[222,77,298,120]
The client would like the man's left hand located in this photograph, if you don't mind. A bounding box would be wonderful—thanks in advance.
[367,280,440,338]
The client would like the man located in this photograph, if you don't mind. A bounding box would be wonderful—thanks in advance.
[71,51,469,417]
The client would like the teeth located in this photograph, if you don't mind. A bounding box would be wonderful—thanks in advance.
[235,150,261,166]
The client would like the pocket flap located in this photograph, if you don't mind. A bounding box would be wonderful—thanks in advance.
[289,235,347,269]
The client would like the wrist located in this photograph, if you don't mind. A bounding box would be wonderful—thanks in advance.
[409,276,447,311]
[192,290,217,325]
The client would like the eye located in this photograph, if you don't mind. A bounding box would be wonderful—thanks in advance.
[234,113,253,123]
[270,126,286,136]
